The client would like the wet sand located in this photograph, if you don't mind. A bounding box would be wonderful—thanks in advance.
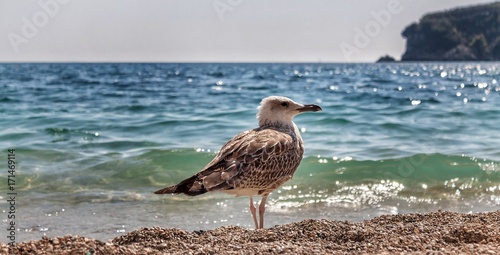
[4,210,500,254]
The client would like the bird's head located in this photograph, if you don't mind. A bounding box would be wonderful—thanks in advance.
[257,96,322,127]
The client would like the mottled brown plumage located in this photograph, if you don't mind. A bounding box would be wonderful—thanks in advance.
[154,96,321,228]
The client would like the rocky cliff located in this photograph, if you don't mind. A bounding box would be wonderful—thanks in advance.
[401,2,500,61]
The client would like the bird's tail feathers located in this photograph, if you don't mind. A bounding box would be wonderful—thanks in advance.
[153,185,178,194]
[154,174,207,196]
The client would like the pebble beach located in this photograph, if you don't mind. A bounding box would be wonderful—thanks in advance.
[4,210,500,255]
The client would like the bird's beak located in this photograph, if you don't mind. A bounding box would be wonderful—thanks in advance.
[297,104,322,112]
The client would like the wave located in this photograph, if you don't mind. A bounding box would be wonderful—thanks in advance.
[297,153,499,184]
[4,149,498,200]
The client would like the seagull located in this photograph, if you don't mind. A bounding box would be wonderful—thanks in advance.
[154,96,322,229]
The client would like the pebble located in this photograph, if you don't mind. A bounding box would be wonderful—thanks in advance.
[4,210,500,255]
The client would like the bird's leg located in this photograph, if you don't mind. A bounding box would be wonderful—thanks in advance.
[258,194,268,229]
[249,196,258,229]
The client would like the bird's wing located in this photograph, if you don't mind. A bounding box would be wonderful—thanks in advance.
[199,127,297,191]
[155,127,296,195]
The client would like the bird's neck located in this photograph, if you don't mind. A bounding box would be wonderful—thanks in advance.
[257,111,296,128]
[258,118,295,130]
[260,119,301,137]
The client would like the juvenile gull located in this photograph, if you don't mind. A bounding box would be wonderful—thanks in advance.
[154,96,322,229]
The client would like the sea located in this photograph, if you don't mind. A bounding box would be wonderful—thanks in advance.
[0,62,499,243]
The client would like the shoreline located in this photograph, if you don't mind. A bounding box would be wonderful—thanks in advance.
[4,210,500,254]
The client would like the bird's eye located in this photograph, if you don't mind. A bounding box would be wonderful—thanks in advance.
[281,102,289,107]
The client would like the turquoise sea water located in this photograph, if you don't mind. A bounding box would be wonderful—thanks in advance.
[0,63,499,242]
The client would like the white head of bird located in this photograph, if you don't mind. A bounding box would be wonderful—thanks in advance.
[256,96,322,128]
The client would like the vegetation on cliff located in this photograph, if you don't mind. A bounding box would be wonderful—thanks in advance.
[401,2,500,61]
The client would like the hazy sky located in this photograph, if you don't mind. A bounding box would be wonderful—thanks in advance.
[0,0,496,62]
